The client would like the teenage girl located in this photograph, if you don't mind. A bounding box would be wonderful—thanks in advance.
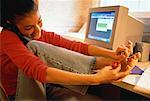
[0,0,140,100]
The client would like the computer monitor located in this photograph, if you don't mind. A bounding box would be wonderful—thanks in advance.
[85,6,144,50]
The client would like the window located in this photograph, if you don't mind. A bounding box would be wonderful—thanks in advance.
[100,0,150,12]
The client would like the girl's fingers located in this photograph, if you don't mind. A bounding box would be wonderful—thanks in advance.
[117,45,126,52]
[115,72,127,81]
[104,66,113,70]
[117,41,133,57]
[136,52,141,58]
[92,70,100,73]
[127,52,141,67]
[117,46,129,57]
[124,65,131,74]
[126,40,133,56]
[113,64,121,73]
[113,78,124,82]
[114,66,131,82]
[126,40,133,50]
[112,61,120,69]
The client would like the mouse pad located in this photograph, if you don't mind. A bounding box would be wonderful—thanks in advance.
[130,66,144,75]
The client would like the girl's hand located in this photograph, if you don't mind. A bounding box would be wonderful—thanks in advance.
[93,52,141,84]
[112,41,133,60]
[93,64,128,84]
[113,52,141,82]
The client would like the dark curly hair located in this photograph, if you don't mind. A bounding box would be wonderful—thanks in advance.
[0,0,38,27]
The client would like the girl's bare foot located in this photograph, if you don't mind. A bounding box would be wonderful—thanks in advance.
[120,52,141,72]
[95,57,118,70]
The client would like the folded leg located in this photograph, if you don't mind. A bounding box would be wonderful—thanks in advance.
[27,40,96,95]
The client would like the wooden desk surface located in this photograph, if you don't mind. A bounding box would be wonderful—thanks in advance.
[113,62,150,98]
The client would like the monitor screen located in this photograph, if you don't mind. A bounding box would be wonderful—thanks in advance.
[87,11,115,43]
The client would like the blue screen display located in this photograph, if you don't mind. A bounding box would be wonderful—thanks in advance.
[88,11,115,43]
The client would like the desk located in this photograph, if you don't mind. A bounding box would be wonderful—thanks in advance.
[62,33,150,98]
[113,62,150,98]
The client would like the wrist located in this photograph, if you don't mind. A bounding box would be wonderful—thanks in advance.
[89,74,103,85]
[108,51,116,59]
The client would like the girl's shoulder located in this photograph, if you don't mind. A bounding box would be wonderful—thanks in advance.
[1,29,17,36]
[41,29,55,35]
[0,29,22,43]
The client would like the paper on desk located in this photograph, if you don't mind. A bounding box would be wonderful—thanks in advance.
[134,67,150,95]
[144,67,150,74]
[134,73,150,95]
[122,75,140,85]
[136,73,150,90]
[122,67,150,86]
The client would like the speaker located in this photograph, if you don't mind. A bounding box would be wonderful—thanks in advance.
[134,42,150,62]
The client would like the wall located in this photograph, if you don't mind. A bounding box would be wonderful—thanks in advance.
[39,0,99,34]
[130,12,150,33]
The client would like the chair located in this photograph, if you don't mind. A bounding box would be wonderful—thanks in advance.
[15,70,46,101]
[0,71,46,101]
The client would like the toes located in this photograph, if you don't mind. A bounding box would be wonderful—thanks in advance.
[135,52,141,58]
[132,55,137,59]
[126,40,133,54]
[126,41,132,49]
[128,52,141,61]
[112,61,120,69]
[127,53,140,68]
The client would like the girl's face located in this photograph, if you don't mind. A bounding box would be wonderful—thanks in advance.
[15,11,42,39]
